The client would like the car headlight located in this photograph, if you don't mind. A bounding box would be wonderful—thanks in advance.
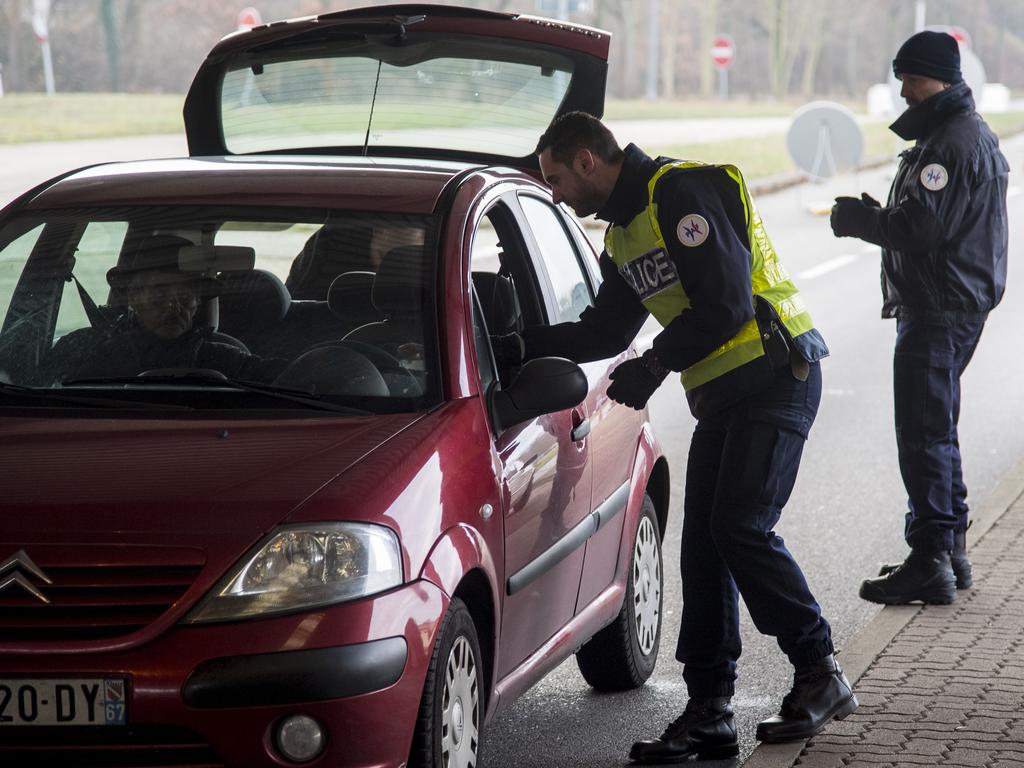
[184,523,403,624]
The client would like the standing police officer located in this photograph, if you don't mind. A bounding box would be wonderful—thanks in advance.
[830,31,1008,605]
[494,112,856,762]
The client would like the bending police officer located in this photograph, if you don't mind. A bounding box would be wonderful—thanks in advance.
[495,112,857,762]
[830,31,1008,605]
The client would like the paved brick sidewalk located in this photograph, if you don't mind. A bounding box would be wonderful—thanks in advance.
[789,492,1024,768]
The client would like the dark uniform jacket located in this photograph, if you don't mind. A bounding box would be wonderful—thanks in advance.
[523,144,826,419]
[858,82,1008,320]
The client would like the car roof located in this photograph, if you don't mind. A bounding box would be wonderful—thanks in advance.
[19,155,507,213]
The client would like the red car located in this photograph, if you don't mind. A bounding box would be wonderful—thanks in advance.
[0,6,668,767]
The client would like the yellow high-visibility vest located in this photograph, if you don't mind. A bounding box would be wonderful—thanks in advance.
[604,160,816,391]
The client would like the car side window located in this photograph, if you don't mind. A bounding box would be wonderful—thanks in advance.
[517,195,594,324]
[470,200,556,392]
[0,224,43,323]
[54,221,129,341]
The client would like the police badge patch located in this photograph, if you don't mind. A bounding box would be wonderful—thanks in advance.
[919,163,948,191]
[677,214,710,247]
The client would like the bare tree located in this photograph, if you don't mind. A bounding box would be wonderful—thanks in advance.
[697,0,718,98]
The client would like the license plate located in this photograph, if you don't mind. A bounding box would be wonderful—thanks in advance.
[0,678,126,726]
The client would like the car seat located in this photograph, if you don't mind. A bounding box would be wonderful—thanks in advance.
[285,222,374,301]
[343,245,427,350]
[217,269,291,356]
[471,271,522,336]
[327,271,382,333]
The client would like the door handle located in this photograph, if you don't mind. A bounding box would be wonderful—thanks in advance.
[571,418,591,442]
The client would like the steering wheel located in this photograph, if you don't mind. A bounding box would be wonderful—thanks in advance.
[274,345,389,397]
[300,340,422,397]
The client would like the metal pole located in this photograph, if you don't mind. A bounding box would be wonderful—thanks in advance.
[41,40,55,95]
[915,0,926,31]
[646,0,660,100]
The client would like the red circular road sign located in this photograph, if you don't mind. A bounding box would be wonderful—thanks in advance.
[237,6,263,31]
[948,26,972,49]
[711,34,735,70]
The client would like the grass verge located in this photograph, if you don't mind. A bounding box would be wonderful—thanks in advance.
[0,93,184,143]
[647,112,1024,180]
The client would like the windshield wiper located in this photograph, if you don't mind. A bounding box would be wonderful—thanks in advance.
[60,373,370,415]
[0,381,193,411]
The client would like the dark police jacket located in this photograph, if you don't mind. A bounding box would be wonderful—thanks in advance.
[522,144,827,420]
[861,83,1008,320]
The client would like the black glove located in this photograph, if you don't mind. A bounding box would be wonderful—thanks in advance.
[490,332,524,370]
[830,195,878,238]
[860,192,881,208]
[607,352,668,410]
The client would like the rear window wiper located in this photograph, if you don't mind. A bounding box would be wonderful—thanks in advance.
[60,373,371,415]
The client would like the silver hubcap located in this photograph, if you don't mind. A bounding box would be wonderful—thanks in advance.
[441,636,479,768]
[632,515,661,655]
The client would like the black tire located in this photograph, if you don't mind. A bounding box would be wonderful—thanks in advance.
[409,597,484,768]
[576,494,663,691]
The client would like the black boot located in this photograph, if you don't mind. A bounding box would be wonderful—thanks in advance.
[878,531,972,589]
[861,548,956,604]
[629,697,738,764]
[950,530,973,588]
[756,655,858,743]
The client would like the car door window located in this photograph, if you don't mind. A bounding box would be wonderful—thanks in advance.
[0,224,43,322]
[54,221,129,340]
[517,195,593,324]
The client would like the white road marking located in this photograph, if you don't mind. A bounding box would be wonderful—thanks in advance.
[825,387,856,397]
[636,331,659,350]
[796,254,858,281]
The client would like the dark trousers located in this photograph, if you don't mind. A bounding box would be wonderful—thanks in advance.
[894,313,986,552]
[676,362,833,698]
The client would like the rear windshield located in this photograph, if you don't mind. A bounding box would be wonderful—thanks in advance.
[220,38,573,157]
[0,206,438,414]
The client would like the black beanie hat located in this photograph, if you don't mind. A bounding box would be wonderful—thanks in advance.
[892,31,962,83]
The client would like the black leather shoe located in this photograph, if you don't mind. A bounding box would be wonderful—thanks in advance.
[756,655,857,743]
[861,548,956,604]
[629,697,738,764]
[879,531,972,589]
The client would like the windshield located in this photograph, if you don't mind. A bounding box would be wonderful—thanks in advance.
[0,206,438,413]
[220,39,573,157]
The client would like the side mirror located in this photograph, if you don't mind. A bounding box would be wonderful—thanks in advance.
[491,357,588,431]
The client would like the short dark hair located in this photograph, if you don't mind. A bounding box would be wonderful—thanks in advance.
[535,111,624,166]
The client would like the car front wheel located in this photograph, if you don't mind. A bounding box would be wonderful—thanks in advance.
[410,597,483,768]
[576,494,662,691]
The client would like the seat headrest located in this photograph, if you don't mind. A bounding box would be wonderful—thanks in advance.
[285,223,374,301]
[328,271,378,320]
[372,245,428,315]
[217,269,291,332]
[471,272,521,336]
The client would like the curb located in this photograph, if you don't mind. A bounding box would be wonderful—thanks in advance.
[741,452,1024,768]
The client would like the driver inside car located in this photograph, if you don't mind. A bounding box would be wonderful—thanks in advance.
[41,235,287,385]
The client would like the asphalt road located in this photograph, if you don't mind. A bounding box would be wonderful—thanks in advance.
[484,134,1024,767]
[2,127,1021,767]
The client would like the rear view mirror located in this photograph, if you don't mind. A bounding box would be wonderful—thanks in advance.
[491,357,587,431]
[179,245,255,274]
